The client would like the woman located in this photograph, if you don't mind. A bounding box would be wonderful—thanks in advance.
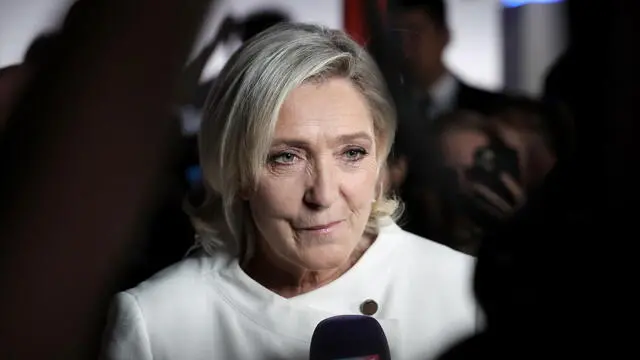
[428,107,556,255]
[101,23,479,360]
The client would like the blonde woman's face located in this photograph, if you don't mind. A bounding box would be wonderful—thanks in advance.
[248,78,379,272]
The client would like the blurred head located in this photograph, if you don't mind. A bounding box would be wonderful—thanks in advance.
[1,27,66,132]
[195,23,398,271]
[240,10,290,43]
[390,0,449,87]
[24,33,61,66]
[61,0,94,30]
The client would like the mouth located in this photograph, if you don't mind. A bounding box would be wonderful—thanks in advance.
[297,220,344,234]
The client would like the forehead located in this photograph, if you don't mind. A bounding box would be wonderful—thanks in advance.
[273,77,374,142]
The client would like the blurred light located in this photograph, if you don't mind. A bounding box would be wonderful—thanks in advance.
[502,0,564,8]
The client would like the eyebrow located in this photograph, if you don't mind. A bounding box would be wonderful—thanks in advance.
[270,131,374,148]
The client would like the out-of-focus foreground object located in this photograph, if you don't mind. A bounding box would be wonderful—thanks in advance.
[0,0,218,358]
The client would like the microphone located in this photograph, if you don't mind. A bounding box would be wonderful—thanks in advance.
[309,315,391,360]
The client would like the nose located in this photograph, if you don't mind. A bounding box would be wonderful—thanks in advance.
[304,158,339,210]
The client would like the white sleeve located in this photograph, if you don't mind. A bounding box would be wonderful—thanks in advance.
[99,291,153,360]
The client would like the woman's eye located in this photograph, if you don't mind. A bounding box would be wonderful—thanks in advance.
[344,148,368,161]
[270,152,298,165]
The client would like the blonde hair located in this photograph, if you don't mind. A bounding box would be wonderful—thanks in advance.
[190,23,400,259]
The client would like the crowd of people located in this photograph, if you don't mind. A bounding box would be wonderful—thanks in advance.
[373,0,567,256]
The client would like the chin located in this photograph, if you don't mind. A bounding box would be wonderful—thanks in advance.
[297,242,353,271]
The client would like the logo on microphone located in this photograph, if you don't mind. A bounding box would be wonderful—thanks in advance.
[335,356,380,360]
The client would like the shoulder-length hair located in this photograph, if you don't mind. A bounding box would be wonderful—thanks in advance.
[189,23,400,260]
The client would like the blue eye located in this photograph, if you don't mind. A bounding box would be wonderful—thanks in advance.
[270,152,298,165]
[344,148,368,161]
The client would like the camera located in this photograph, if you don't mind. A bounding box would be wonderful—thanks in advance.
[465,134,520,206]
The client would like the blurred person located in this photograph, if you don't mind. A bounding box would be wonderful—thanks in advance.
[389,0,511,119]
[2,0,198,294]
[384,0,517,244]
[426,111,528,254]
[436,1,637,358]
[0,0,218,357]
[0,0,96,132]
[436,105,555,196]
[100,23,480,360]
[23,33,62,66]
[0,32,64,132]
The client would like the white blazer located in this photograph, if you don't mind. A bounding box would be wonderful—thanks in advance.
[100,221,480,360]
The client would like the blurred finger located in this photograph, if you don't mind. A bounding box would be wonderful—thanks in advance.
[471,183,513,214]
[500,173,526,205]
[472,195,508,219]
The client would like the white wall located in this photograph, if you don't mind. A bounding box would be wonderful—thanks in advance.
[0,0,503,89]
[444,0,504,91]
[0,0,73,67]
[502,1,567,96]
[193,0,342,81]
[197,0,505,89]
[519,2,567,96]
[0,0,342,74]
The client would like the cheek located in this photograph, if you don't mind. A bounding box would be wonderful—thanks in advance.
[251,156,380,220]
[340,159,379,208]
[251,173,305,219]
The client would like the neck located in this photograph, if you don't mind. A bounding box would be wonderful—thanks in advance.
[243,236,374,298]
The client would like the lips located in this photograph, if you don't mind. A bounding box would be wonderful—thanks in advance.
[298,220,344,231]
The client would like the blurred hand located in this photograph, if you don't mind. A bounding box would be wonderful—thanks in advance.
[469,172,526,220]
